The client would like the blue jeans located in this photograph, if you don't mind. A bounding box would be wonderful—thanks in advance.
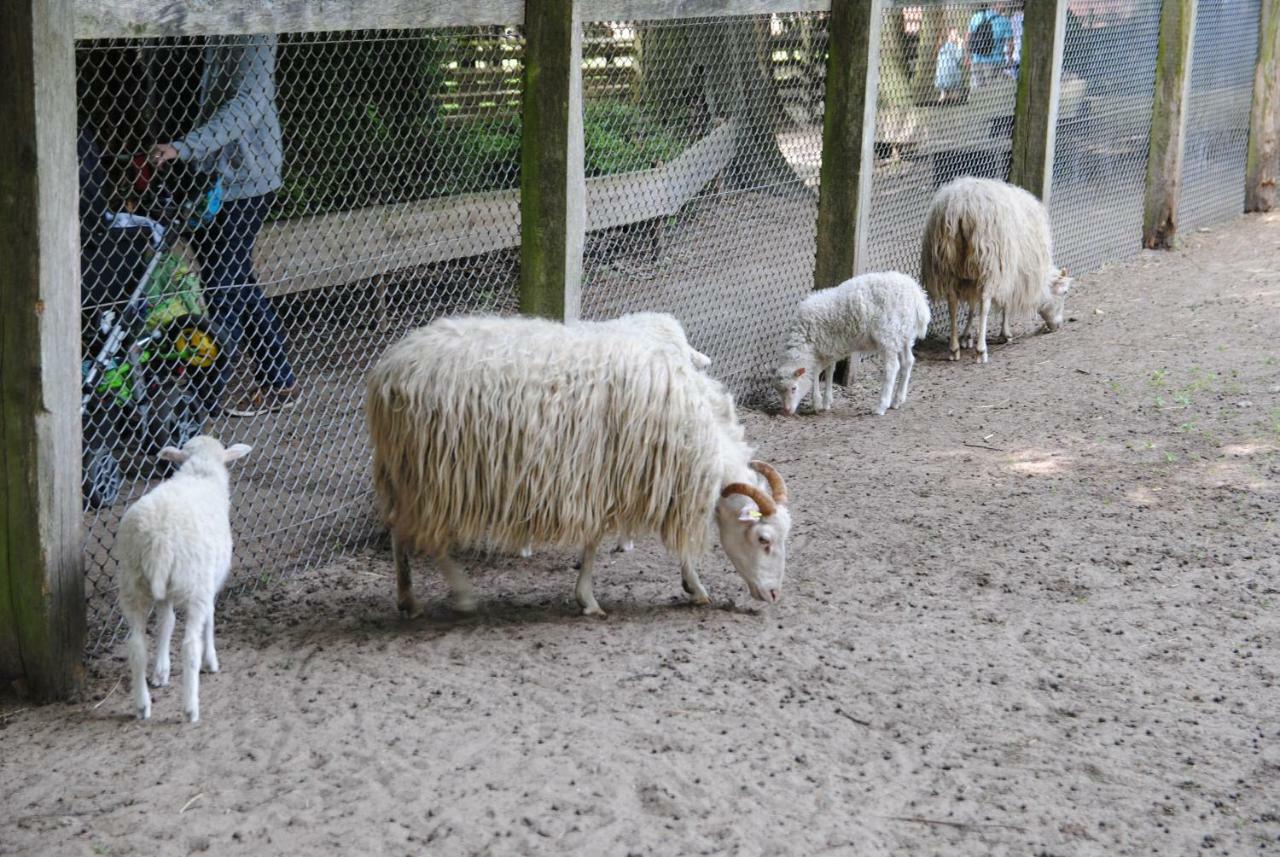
[190,193,296,411]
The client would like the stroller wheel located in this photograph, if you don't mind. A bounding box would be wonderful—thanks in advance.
[83,446,123,511]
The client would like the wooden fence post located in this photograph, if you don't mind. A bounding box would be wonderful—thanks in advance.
[0,0,86,699]
[1246,0,1279,212]
[520,0,585,321]
[814,0,881,291]
[1143,0,1198,249]
[1009,0,1068,202]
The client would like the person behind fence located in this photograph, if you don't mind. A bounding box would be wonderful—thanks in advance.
[935,27,965,103]
[148,34,297,418]
[966,2,1013,89]
[1005,6,1024,80]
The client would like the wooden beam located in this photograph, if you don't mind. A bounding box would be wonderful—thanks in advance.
[813,0,881,291]
[1009,0,1068,202]
[1143,0,1198,250]
[1,0,86,700]
[75,0,834,39]
[519,0,585,321]
[1246,0,1279,213]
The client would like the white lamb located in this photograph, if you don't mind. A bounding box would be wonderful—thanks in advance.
[366,314,792,618]
[580,311,712,370]
[774,271,930,416]
[115,436,251,723]
[920,176,1073,363]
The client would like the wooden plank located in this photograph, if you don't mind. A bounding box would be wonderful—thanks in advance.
[520,0,585,321]
[813,0,880,290]
[1246,0,1279,212]
[1009,0,1067,202]
[1,0,85,700]
[256,120,736,297]
[76,0,833,39]
[1143,0,1197,250]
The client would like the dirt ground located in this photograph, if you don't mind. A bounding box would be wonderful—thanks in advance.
[3,213,1279,856]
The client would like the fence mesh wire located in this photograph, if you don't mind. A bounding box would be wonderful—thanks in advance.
[1179,0,1261,232]
[578,15,826,400]
[865,0,1022,337]
[76,29,524,650]
[70,8,1265,653]
[1049,0,1162,276]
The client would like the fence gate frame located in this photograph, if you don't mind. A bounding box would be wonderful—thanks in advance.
[3,0,1278,698]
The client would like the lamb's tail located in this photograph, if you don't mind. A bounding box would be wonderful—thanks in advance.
[915,294,932,340]
[143,536,176,603]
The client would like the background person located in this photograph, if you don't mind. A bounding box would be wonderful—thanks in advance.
[149,34,297,418]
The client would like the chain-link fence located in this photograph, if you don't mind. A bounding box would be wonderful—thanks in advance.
[578,15,826,399]
[1049,0,1163,276]
[1179,0,1261,232]
[76,28,525,649]
[71,5,1269,653]
[865,1,1022,335]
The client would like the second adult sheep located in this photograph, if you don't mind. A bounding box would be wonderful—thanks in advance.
[366,314,792,618]
[920,176,1073,363]
[773,271,930,416]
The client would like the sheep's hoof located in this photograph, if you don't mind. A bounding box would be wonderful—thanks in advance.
[613,541,635,554]
[690,592,711,607]
[582,604,607,618]
[948,349,960,362]
[202,660,219,675]
[519,546,533,559]
[397,597,424,620]
[136,705,150,721]
[185,709,199,724]
[872,407,887,416]
[976,351,989,364]
[149,669,169,688]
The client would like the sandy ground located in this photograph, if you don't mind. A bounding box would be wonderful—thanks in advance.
[4,213,1279,856]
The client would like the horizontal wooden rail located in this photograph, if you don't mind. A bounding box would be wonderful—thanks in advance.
[76,0,833,39]
[255,119,738,297]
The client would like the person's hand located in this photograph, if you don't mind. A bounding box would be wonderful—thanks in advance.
[148,143,179,165]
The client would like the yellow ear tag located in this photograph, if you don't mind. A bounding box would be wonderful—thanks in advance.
[738,507,762,522]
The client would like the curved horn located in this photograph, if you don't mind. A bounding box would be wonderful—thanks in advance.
[750,460,788,506]
[720,483,777,518]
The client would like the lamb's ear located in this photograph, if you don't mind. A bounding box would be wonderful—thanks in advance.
[794,367,806,378]
[1051,276,1071,296]
[223,443,253,463]
[691,349,712,369]
[158,446,188,464]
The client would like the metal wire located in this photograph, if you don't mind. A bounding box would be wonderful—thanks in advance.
[1179,0,1261,233]
[73,10,1263,652]
[1049,0,1162,276]
[76,29,523,650]
[578,15,826,402]
[865,0,1023,337]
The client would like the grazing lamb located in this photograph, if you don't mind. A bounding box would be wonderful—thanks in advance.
[774,271,930,416]
[366,314,791,618]
[580,311,712,370]
[116,436,252,723]
[920,176,1073,363]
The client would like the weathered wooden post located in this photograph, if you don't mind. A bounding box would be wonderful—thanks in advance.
[813,0,881,383]
[1143,0,1198,249]
[520,0,585,321]
[1246,0,1279,212]
[1009,0,1068,202]
[0,0,86,699]
[814,0,881,291]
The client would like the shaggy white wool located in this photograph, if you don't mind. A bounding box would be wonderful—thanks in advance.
[920,176,1071,361]
[774,271,930,416]
[116,436,251,723]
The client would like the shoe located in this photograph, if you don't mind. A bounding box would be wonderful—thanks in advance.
[226,386,298,418]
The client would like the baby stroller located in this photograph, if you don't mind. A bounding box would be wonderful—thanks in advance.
[80,138,228,510]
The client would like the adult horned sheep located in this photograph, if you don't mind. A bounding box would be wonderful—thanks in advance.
[365,314,791,618]
[921,177,1073,363]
